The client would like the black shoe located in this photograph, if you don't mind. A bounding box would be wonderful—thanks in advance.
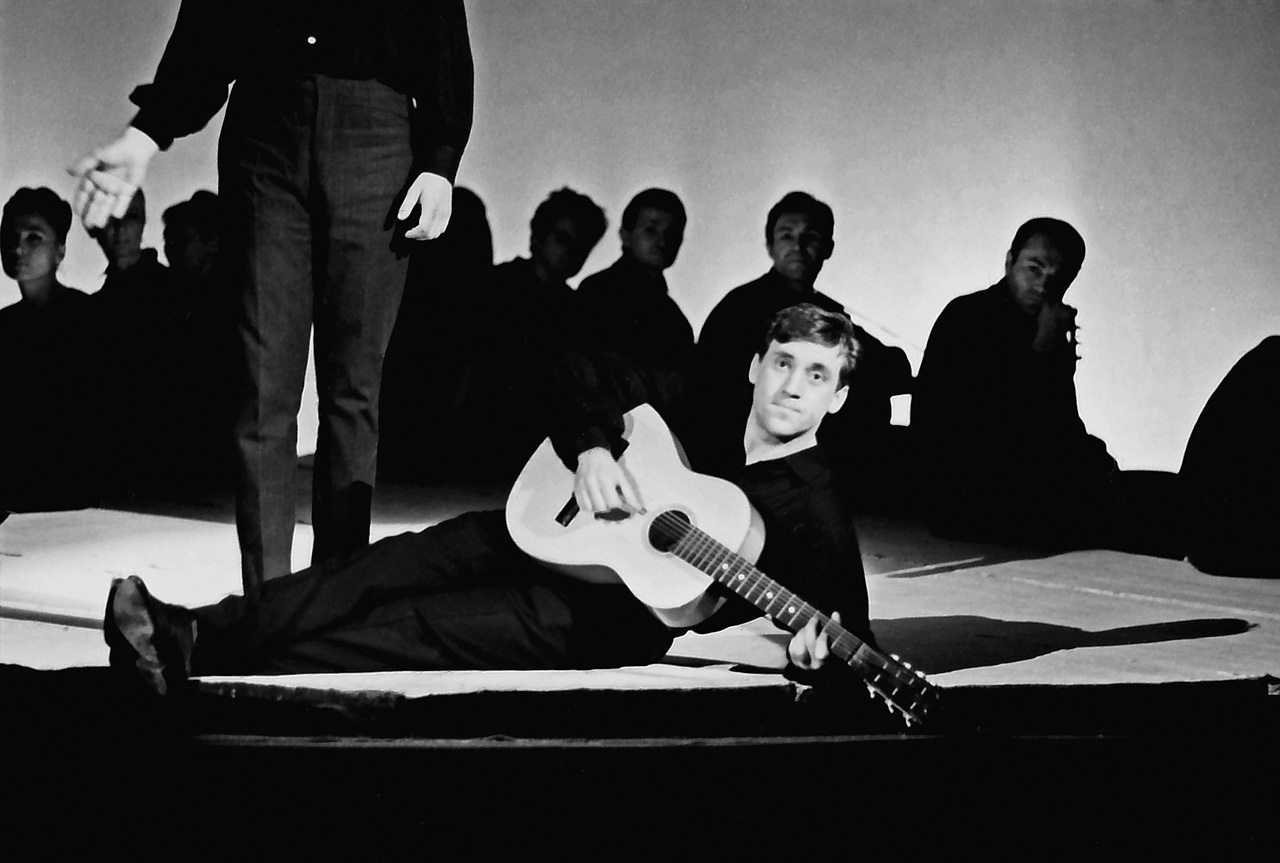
[104,575,196,697]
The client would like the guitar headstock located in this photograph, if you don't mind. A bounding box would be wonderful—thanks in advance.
[855,650,942,729]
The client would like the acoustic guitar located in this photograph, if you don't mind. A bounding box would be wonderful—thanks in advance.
[506,404,940,727]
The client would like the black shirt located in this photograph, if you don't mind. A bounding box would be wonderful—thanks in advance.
[548,351,871,640]
[912,280,1116,495]
[128,0,474,181]
[576,254,695,374]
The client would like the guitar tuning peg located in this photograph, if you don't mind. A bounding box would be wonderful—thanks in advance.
[866,685,876,699]
[915,669,926,678]
[902,660,912,669]
[885,701,894,714]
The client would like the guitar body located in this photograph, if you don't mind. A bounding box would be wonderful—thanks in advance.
[509,404,941,725]
[506,404,765,628]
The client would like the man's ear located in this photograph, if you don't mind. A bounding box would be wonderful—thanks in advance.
[1005,249,1015,271]
[748,353,762,386]
[821,238,835,263]
[826,385,849,415]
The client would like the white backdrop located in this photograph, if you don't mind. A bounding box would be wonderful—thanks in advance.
[4,0,1278,470]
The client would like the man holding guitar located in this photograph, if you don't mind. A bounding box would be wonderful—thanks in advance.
[103,304,880,703]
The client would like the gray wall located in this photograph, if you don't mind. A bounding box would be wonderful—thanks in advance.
[4,0,1278,470]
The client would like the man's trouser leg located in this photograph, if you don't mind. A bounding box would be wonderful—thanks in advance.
[308,76,414,570]
[191,511,674,674]
[220,76,319,597]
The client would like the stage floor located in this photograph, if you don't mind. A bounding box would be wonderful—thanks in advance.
[2,468,1275,696]
[3,471,1277,854]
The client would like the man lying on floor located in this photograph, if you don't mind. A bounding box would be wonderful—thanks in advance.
[104,303,870,696]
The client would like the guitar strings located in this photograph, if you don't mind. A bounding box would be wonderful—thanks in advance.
[650,511,936,717]
[652,512,910,685]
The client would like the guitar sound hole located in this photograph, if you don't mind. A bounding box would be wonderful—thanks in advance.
[647,510,691,553]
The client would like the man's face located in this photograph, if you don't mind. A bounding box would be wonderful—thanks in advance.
[1,213,63,285]
[164,223,216,276]
[620,206,684,272]
[95,197,145,272]
[747,338,848,443]
[532,215,594,284]
[1005,234,1071,316]
[767,212,833,289]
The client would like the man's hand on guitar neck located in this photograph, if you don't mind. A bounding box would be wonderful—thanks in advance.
[574,447,646,516]
[788,611,842,672]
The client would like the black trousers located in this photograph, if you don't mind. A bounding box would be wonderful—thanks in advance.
[192,511,675,675]
[218,75,416,595]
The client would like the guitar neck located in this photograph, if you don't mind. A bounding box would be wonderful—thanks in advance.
[670,519,890,678]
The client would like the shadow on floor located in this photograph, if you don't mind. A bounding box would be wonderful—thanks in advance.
[93,462,510,529]
[873,614,1255,674]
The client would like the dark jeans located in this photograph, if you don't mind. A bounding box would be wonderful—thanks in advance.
[192,511,675,675]
[218,75,416,595]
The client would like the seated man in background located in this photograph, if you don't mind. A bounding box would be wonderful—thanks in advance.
[463,187,609,478]
[694,191,913,507]
[104,304,869,694]
[912,217,1182,558]
[162,190,219,286]
[87,186,188,497]
[90,187,173,318]
[0,187,99,512]
[378,186,494,481]
[161,190,235,490]
[576,187,695,374]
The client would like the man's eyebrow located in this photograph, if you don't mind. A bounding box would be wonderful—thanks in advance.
[806,361,835,376]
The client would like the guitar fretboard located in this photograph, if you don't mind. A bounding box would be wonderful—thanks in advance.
[655,512,896,682]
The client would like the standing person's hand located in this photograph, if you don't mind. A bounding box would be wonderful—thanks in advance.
[67,127,160,230]
[398,172,453,240]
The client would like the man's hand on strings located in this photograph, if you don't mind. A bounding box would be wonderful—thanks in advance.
[788,611,842,672]
[574,447,645,515]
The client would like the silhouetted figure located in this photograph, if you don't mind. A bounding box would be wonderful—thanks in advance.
[91,188,174,320]
[87,187,189,497]
[163,189,219,283]
[576,188,694,374]
[693,191,913,504]
[378,187,493,481]
[0,187,98,511]
[913,217,1183,558]
[162,189,235,489]
[1181,336,1280,578]
[462,187,608,479]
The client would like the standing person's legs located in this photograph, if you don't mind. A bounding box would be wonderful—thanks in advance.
[309,76,415,568]
[219,77,318,597]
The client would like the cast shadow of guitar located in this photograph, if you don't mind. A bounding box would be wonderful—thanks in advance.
[662,615,1254,676]
[869,615,1255,674]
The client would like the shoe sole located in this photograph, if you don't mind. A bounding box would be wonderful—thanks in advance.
[110,576,170,696]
